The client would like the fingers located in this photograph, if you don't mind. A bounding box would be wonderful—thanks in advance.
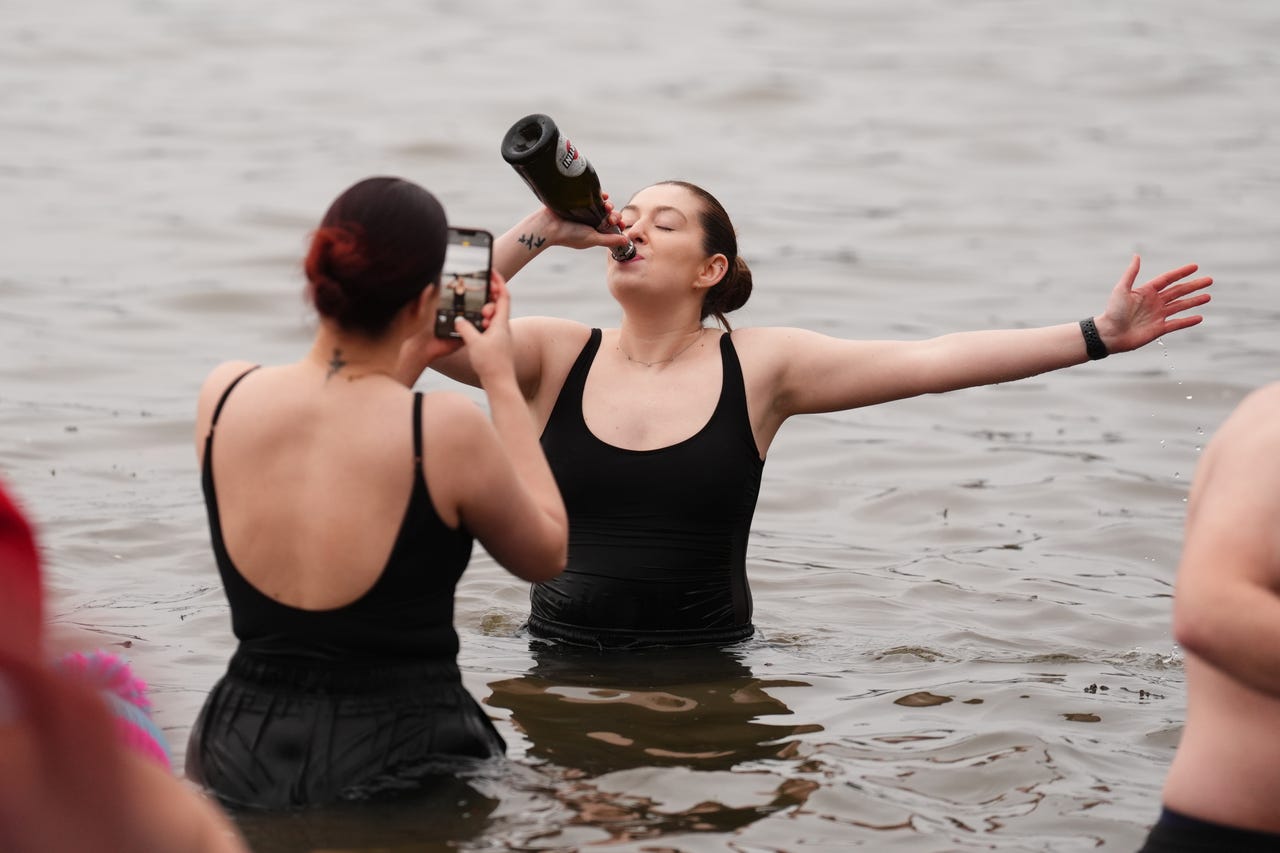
[1116,254,1142,290]
[457,274,510,342]
[1146,263,1201,290]
[1163,292,1212,316]
[453,315,480,345]
[1162,315,1205,334]
[488,272,511,324]
[1159,277,1214,302]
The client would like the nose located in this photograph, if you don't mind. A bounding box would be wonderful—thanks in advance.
[622,219,645,243]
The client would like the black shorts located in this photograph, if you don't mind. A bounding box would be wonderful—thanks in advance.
[186,649,505,810]
[1138,807,1280,853]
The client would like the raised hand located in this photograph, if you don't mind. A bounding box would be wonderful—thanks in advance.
[393,303,466,386]
[454,271,517,388]
[539,193,632,252]
[1095,256,1213,353]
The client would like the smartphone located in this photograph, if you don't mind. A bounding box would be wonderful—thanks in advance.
[434,227,493,339]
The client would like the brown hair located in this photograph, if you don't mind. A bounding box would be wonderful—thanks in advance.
[304,176,447,338]
[656,180,753,330]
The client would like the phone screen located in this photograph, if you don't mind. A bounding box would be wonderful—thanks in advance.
[435,228,493,339]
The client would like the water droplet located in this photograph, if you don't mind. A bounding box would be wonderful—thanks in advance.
[1159,440,1166,447]
[1174,472,1181,479]
[1196,427,1204,435]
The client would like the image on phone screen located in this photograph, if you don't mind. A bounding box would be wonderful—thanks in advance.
[435,228,493,339]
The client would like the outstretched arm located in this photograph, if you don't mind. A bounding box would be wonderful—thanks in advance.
[1171,383,1280,698]
[766,256,1211,418]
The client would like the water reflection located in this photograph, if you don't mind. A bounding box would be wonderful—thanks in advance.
[229,773,499,853]
[487,641,823,774]
[482,642,825,845]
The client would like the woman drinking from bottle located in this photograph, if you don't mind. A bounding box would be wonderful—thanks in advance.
[186,176,568,809]
[429,179,1211,650]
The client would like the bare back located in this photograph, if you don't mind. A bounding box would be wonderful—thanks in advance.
[196,362,464,611]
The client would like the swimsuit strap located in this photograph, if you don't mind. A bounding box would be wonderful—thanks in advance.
[412,391,424,464]
[209,366,261,431]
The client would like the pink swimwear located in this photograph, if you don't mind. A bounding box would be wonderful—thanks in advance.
[1,479,170,770]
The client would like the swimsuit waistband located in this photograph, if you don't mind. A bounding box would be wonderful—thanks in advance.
[526,615,754,650]
[227,646,460,693]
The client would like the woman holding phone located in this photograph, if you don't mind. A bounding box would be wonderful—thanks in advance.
[186,176,568,809]
[430,179,1212,650]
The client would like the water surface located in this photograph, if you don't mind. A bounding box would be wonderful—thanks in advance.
[2,1,1277,850]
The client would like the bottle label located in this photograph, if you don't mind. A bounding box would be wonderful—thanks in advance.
[554,134,588,178]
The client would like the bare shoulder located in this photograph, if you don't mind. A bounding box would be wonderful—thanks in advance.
[730,325,854,354]
[192,359,260,459]
[729,325,852,377]
[1196,382,1280,498]
[1236,381,1280,420]
[420,389,489,434]
[197,360,260,411]
[194,359,260,432]
[1212,382,1280,451]
[514,316,594,404]
[515,316,592,352]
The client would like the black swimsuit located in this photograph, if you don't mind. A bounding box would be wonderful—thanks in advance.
[1138,807,1280,852]
[533,329,765,648]
[186,368,504,810]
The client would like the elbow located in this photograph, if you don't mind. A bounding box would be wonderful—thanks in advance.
[1171,593,1224,666]
[521,548,566,585]
[537,545,569,583]
[519,523,569,584]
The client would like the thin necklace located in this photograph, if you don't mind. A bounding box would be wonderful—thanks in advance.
[618,328,706,367]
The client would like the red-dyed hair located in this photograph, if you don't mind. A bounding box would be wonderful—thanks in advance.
[304,176,448,337]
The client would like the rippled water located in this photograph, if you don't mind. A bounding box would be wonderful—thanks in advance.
[3,1,1277,850]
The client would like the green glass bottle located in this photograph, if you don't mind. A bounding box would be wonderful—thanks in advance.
[500,113,636,261]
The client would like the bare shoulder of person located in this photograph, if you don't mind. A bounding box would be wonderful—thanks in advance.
[516,316,592,345]
[199,360,259,403]
[1216,382,1280,449]
[729,325,836,375]
[420,389,487,431]
[195,359,260,435]
[515,316,593,378]
[1197,382,1280,501]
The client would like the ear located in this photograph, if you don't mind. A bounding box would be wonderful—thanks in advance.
[695,254,729,291]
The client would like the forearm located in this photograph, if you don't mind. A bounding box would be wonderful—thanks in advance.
[493,208,558,282]
[912,321,1094,393]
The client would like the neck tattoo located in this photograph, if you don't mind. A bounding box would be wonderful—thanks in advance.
[618,328,706,367]
[324,348,389,383]
[326,348,348,380]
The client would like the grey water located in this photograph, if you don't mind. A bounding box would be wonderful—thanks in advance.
[2,1,1277,850]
